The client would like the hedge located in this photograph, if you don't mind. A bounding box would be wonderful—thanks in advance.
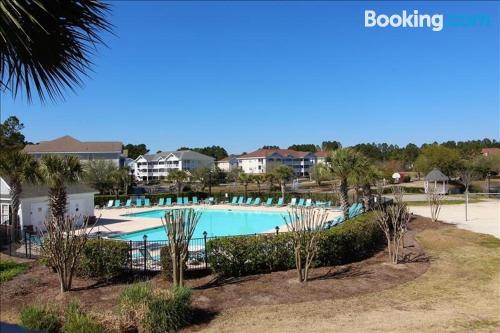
[94,191,340,207]
[78,239,130,280]
[206,212,383,277]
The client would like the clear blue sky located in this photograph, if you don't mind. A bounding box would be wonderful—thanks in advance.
[1,1,499,154]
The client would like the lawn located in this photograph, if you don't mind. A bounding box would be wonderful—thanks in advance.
[1,218,499,332]
[0,259,29,282]
[199,225,500,332]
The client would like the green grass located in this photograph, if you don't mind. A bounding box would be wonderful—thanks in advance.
[0,259,29,282]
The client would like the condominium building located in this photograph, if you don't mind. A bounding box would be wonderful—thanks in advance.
[215,155,240,172]
[236,149,322,176]
[130,150,215,181]
[23,135,126,167]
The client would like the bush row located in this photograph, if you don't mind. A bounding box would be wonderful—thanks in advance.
[206,212,383,277]
[94,191,340,207]
[78,239,130,280]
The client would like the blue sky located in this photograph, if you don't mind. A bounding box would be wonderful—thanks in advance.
[1,1,499,154]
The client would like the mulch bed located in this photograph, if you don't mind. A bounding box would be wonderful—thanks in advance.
[0,216,442,327]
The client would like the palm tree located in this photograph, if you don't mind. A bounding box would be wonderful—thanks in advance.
[327,149,363,220]
[273,165,294,201]
[0,0,111,102]
[39,155,82,220]
[350,157,380,212]
[238,172,252,198]
[264,173,276,192]
[253,174,264,195]
[0,151,40,239]
[167,169,188,196]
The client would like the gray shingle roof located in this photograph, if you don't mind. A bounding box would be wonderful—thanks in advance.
[424,168,449,182]
[23,135,122,153]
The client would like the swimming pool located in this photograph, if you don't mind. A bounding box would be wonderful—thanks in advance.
[113,209,285,241]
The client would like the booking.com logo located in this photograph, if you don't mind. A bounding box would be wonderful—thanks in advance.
[364,10,491,32]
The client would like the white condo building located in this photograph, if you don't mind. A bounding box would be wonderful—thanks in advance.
[236,149,328,177]
[130,150,215,181]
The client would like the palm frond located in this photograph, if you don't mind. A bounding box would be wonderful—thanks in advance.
[0,0,111,102]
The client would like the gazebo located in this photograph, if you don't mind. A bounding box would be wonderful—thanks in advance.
[424,168,449,194]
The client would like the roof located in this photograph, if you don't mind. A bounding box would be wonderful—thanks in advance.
[238,149,313,159]
[315,151,329,158]
[481,148,500,155]
[424,168,449,182]
[1,177,97,199]
[138,150,215,162]
[23,136,122,153]
[217,155,239,162]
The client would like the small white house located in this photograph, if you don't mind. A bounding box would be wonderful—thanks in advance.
[216,155,240,172]
[0,177,97,231]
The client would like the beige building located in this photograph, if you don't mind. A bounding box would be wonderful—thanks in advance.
[24,135,126,167]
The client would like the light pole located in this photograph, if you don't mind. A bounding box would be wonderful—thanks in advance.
[487,172,491,197]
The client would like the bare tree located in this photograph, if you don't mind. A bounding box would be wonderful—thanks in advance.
[161,208,202,287]
[457,160,480,221]
[427,188,444,222]
[374,186,411,264]
[40,215,93,292]
[283,207,329,282]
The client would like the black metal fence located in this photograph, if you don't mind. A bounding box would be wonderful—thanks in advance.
[125,233,213,272]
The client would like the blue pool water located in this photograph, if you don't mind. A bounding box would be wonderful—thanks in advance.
[113,209,285,241]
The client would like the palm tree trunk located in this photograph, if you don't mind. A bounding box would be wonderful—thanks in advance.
[281,182,286,201]
[48,186,67,220]
[339,178,349,220]
[10,182,21,241]
[362,184,371,211]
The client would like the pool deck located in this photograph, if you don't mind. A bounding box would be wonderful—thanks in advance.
[90,203,342,238]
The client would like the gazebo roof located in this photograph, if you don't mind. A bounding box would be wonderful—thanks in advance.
[424,168,449,182]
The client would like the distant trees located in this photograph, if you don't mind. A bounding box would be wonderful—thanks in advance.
[321,141,342,151]
[0,116,26,152]
[414,145,461,176]
[177,146,228,161]
[288,144,318,153]
[83,161,130,195]
[261,145,280,149]
[123,144,149,160]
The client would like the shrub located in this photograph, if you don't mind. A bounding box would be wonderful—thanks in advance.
[62,301,104,333]
[0,259,29,282]
[20,304,61,333]
[119,282,153,324]
[207,234,294,277]
[78,239,130,280]
[118,284,192,333]
[143,287,192,333]
[207,212,384,277]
